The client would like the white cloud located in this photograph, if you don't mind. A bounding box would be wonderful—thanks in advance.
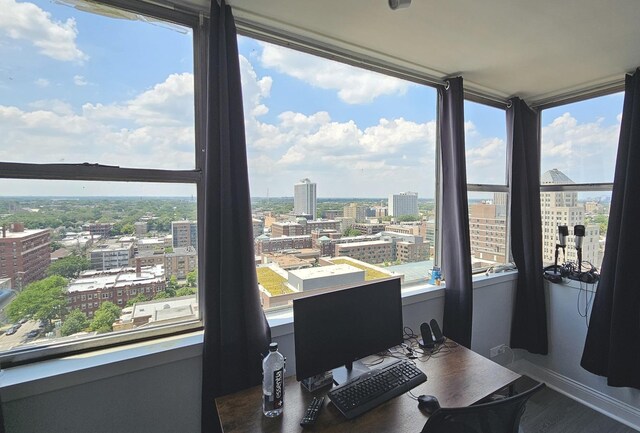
[541,112,620,183]
[73,75,88,86]
[28,99,75,116]
[34,78,50,87]
[260,43,409,104]
[0,73,195,169]
[237,52,436,196]
[0,0,88,63]
[83,73,194,127]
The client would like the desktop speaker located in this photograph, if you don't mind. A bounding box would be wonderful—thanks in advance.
[419,322,435,349]
[430,319,445,344]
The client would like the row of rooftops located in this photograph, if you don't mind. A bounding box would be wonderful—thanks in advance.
[67,265,165,293]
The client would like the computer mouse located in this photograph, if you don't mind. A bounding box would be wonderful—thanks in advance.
[417,394,441,414]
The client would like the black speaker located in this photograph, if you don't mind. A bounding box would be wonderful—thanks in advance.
[430,319,445,344]
[419,322,435,349]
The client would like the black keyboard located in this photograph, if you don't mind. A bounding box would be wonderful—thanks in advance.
[327,359,427,419]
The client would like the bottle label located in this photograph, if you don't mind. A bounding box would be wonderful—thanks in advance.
[273,367,284,408]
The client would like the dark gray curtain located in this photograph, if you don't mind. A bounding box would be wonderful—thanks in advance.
[507,98,548,355]
[581,69,640,389]
[438,77,473,348]
[201,1,272,431]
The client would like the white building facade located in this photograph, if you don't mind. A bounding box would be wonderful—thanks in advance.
[388,192,418,217]
[294,178,317,219]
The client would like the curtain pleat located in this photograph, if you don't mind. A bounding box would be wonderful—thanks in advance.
[201,1,272,431]
[507,98,548,355]
[581,68,640,389]
[438,77,473,348]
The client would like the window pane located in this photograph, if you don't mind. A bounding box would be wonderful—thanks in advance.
[464,101,507,185]
[541,93,622,184]
[468,192,509,271]
[240,38,437,309]
[541,190,608,270]
[0,180,198,354]
[0,0,195,170]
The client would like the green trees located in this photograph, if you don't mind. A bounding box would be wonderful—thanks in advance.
[89,302,121,334]
[125,293,149,307]
[175,287,196,297]
[6,276,68,327]
[397,214,420,222]
[186,270,197,288]
[342,228,362,237]
[60,309,90,336]
[46,255,90,279]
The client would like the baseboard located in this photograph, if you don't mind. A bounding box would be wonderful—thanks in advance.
[509,359,640,432]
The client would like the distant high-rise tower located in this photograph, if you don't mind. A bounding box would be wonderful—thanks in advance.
[294,178,317,219]
[388,192,418,217]
[172,220,198,250]
[540,169,600,267]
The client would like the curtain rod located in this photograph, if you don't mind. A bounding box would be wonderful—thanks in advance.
[530,79,625,110]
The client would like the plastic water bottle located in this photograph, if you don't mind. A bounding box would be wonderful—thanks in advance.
[262,342,285,417]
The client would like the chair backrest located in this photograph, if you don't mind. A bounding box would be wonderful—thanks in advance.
[421,382,545,433]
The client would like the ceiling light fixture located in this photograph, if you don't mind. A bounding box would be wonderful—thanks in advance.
[388,0,411,10]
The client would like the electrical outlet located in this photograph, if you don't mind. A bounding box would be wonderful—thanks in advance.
[490,344,508,358]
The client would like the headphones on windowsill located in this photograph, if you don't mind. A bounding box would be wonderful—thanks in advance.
[543,264,599,284]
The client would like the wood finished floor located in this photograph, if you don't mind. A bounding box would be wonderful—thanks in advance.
[514,377,638,433]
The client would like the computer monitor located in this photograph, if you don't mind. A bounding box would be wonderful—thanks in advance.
[293,277,403,384]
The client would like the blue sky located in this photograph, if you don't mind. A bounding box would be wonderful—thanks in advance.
[0,0,623,197]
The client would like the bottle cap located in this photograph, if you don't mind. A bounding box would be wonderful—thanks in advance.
[269,342,278,351]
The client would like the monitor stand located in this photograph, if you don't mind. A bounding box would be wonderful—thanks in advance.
[332,359,370,386]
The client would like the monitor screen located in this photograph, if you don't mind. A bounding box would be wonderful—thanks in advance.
[293,277,403,381]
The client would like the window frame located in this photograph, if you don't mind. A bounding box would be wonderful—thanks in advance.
[0,0,205,367]
[464,100,511,273]
[537,90,620,271]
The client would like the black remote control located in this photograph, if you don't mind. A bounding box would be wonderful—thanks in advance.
[300,396,325,427]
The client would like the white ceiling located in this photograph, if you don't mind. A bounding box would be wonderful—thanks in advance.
[200,0,640,105]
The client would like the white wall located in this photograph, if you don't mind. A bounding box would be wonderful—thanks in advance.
[513,281,640,430]
[1,274,518,433]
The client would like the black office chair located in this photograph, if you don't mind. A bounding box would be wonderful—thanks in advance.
[421,382,545,433]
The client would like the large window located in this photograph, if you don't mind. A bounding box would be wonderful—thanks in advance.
[464,101,509,272]
[540,93,623,270]
[0,0,201,362]
[240,38,438,310]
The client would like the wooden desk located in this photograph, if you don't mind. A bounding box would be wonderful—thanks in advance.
[216,344,520,433]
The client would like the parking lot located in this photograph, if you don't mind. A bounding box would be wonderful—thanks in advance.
[0,320,42,351]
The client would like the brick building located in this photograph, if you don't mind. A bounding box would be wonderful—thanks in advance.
[255,235,313,254]
[165,246,198,280]
[67,265,166,316]
[335,240,394,264]
[83,223,114,239]
[0,223,51,290]
[271,220,340,238]
[172,220,197,250]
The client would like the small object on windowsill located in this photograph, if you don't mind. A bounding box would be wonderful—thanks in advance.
[429,266,441,285]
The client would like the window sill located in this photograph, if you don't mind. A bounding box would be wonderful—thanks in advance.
[0,331,203,402]
[0,271,518,402]
[268,270,518,338]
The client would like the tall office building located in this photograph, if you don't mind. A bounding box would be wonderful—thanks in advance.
[294,178,317,219]
[0,223,51,290]
[469,195,507,266]
[343,203,368,223]
[172,221,198,250]
[388,192,418,217]
[541,169,600,266]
